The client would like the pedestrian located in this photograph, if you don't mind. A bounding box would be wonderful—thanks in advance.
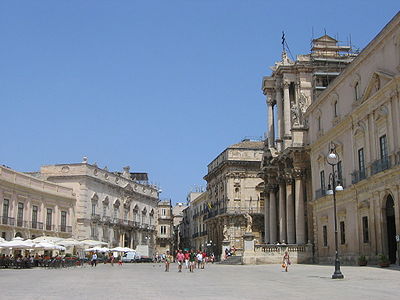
[189,250,196,273]
[184,251,189,269]
[282,251,291,272]
[176,250,185,272]
[110,254,114,266]
[196,251,203,269]
[91,252,97,267]
[165,251,172,272]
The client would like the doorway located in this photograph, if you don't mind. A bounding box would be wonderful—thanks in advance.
[386,195,397,264]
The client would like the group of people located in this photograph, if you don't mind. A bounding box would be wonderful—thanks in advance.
[162,250,214,273]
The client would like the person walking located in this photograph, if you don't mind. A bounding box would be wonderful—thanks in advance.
[282,251,290,272]
[189,250,196,273]
[176,250,185,272]
[184,251,189,269]
[164,251,172,272]
[196,251,203,269]
[91,252,98,267]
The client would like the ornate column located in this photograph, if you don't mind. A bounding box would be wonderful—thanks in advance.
[294,168,306,244]
[264,192,270,243]
[267,96,275,148]
[285,171,295,244]
[283,81,291,139]
[276,82,283,138]
[269,185,278,243]
[278,178,287,243]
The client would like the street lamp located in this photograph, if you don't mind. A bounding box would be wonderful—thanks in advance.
[326,143,344,279]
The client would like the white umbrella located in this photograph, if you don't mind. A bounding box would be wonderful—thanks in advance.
[110,247,134,252]
[79,240,107,247]
[0,240,31,249]
[56,239,81,247]
[34,242,59,250]
[33,236,64,243]
[84,246,109,252]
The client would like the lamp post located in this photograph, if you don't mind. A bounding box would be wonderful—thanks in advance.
[326,143,344,279]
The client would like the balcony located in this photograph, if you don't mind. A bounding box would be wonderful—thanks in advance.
[192,232,199,238]
[351,169,366,184]
[16,219,29,228]
[315,188,326,199]
[59,225,72,233]
[200,231,207,236]
[45,224,56,231]
[112,218,123,225]
[0,216,15,226]
[91,214,101,222]
[371,157,390,175]
[102,216,111,223]
[29,221,44,230]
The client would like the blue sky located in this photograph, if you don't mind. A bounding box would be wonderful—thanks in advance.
[1,1,399,203]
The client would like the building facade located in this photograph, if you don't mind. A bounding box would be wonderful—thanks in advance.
[204,140,264,258]
[156,200,173,254]
[37,160,159,255]
[260,34,356,250]
[0,165,75,241]
[306,12,400,264]
[191,192,208,251]
[172,202,187,252]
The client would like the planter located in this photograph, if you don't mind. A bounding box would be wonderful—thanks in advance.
[379,262,390,268]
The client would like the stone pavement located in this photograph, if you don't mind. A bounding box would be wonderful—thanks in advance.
[0,263,399,300]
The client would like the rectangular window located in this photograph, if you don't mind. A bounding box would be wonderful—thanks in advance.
[161,208,166,216]
[3,199,9,221]
[340,221,346,245]
[354,82,360,100]
[46,208,52,230]
[379,135,388,160]
[358,148,365,174]
[92,202,96,215]
[337,161,343,185]
[61,211,67,232]
[114,207,118,219]
[334,101,338,117]
[318,117,321,131]
[362,216,369,243]
[17,202,24,227]
[103,205,107,217]
[323,225,328,247]
[160,225,166,235]
[32,205,38,229]
[320,170,325,191]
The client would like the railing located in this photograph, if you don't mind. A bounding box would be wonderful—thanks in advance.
[45,224,55,231]
[315,188,326,199]
[102,216,111,223]
[351,169,366,184]
[371,157,390,175]
[200,231,207,236]
[29,221,44,230]
[148,225,156,231]
[192,232,199,238]
[59,225,72,233]
[255,244,310,253]
[91,214,101,221]
[112,218,123,225]
[0,216,15,226]
[16,219,29,228]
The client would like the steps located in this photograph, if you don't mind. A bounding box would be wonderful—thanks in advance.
[218,255,242,265]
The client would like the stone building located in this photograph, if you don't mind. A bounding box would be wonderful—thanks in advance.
[204,139,264,258]
[0,165,75,241]
[260,33,356,253]
[172,202,187,252]
[191,192,208,251]
[37,159,159,255]
[305,12,400,264]
[156,200,173,254]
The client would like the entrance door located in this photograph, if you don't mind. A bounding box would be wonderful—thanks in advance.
[386,195,397,264]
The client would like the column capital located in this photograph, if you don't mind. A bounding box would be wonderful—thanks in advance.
[265,183,278,193]
[284,169,293,184]
[283,81,290,88]
[293,168,306,179]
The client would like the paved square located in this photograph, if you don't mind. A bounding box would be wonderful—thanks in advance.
[1,263,399,299]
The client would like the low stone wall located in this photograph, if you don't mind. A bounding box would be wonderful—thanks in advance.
[242,244,313,265]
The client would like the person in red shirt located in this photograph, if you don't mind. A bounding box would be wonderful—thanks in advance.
[176,250,185,273]
[184,251,190,269]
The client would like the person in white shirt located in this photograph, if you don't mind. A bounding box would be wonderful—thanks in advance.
[91,253,98,267]
[196,251,203,269]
